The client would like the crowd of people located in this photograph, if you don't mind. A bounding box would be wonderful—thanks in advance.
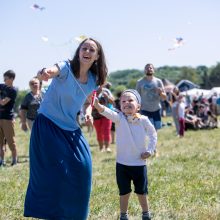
[0,37,219,220]
[167,87,219,137]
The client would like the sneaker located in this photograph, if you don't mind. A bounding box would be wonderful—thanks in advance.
[119,213,129,220]
[142,211,151,220]
[120,217,129,220]
[142,216,151,220]
[11,159,17,166]
[106,147,112,153]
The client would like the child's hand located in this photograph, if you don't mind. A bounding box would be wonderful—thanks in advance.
[93,97,99,108]
[141,152,151,160]
[91,91,97,107]
[93,97,105,113]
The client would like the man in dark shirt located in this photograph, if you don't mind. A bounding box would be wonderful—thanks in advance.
[0,70,18,166]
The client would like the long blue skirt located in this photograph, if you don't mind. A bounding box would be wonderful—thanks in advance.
[24,114,92,220]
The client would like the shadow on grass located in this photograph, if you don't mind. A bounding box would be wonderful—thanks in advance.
[102,158,115,163]
[0,156,29,168]
[18,155,29,164]
[90,143,98,147]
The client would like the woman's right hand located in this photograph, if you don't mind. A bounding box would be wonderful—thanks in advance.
[37,68,51,81]
[37,65,60,81]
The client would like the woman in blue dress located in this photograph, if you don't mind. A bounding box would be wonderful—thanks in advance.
[24,38,108,220]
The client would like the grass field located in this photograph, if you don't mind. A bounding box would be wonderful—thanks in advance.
[0,118,220,220]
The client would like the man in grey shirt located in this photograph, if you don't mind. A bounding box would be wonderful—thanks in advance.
[136,63,166,130]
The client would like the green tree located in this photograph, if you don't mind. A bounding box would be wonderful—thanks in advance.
[113,85,126,96]
[157,66,182,84]
[109,69,142,91]
[209,62,220,87]
[127,79,137,89]
[178,66,200,84]
[196,65,210,89]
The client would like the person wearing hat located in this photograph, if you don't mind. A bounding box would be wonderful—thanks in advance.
[93,89,157,220]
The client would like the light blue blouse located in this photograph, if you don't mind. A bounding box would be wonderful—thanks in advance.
[38,61,97,131]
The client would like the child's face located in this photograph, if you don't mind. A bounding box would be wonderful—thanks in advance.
[3,76,14,86]
[120,92,140,116]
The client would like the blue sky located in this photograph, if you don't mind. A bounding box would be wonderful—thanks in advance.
[1,0,220,89]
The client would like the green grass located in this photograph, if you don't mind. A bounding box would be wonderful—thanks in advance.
[0,118,220,220]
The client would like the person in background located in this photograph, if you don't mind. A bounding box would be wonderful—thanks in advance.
[136,63,166,130]
[93,89,157,220]
[24,38,108,220]
[0,70,18,166]
[111,91,122,144]
[92,86,114,152]
[136,63,166,156]
[114,91,122,111]
[206,110,218,128]
[177,95,186,137]
[184,108,201,130]
[103,82,116,143]
[211,92,218,115]
[19,77,43,131]
[170,87,180,135]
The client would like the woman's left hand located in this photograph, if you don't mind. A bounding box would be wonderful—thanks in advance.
[85,114,93,126]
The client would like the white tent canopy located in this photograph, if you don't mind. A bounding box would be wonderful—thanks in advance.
[180,88,211,99]
[211,87,220,96]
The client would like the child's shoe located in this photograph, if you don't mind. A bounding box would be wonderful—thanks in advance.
[120,212,129,220]
[142,211,151,220]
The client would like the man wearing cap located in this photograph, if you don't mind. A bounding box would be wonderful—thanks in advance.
[136,63,166,130]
